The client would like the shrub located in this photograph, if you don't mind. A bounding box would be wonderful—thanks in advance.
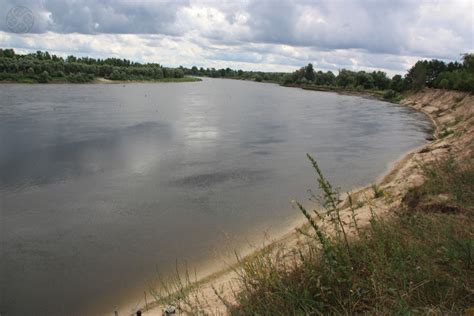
[439,78,449,89]
[383,89,402,102]
[38,70,49,83]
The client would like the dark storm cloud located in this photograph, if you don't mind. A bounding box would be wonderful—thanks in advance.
[1,0,190,34]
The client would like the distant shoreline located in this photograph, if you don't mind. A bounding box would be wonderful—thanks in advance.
[92,76,202,84]
[0,76,201,84]
[281,82,402,103]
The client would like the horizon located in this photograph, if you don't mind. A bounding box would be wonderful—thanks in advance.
[1,0,473,76]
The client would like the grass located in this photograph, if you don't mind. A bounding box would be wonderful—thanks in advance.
[382,89,403,103]
[404,155,474,211]
[149,262,207,314]
[371,183,385,198]
[439,127,455,139]
[226,154,474,315]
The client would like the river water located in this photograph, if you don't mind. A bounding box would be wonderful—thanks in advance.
[0,78,431,315]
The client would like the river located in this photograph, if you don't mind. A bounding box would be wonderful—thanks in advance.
[0,78,431,315]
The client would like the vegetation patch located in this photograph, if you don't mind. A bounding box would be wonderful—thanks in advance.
[404,155,474,212]
[226,155,473,315]
[371,183,385,198]
[0,49,189,83]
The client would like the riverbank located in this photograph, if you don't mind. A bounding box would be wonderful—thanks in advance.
[0,76,201,84]
[282,83,403,103]
[140,88,473,315]
[93,77,201,84]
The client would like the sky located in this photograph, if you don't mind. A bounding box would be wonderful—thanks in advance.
[0,0,473,76]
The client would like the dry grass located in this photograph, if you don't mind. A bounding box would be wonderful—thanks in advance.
[226,154,474,315]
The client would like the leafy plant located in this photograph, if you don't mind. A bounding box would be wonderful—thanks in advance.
[371,183,385,198]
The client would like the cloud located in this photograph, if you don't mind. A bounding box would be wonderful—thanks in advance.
[1,0,190,34]
[0,0,472,74]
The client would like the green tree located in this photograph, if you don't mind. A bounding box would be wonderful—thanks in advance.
[371,71,390,90]
[38,71,49,83]
[153,68,164,79]
[355,71,374,89]
[1,49,15,58]
[336,69,356,88]
[405,61,427,91]
[304,63,315,81]
[462,53,474,73]
[425,60,446,87]
[390,74,404,92]
[175,69,184,78]
[281,74,294,85]
[438,78,449,89]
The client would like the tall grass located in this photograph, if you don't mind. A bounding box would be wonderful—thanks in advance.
[228,154,474,315]
[148,261,212,314]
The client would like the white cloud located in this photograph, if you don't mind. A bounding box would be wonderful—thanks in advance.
[0,0,472,74]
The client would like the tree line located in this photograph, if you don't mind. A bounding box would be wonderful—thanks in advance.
[0,48,472,94]
[403,55,474,92]
[182,66,286,83]
[182,54,474,95]
[0,49,185,83]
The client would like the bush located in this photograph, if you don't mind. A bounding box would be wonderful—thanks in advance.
[438,78,449,89]
[66,72,94,83]
[281,74,294,85]
[107,69,126,80]
[382,89,402,102]
[38,70,49,83]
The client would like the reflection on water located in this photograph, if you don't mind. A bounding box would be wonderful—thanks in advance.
[170,169,268,188]
[0,122,171,189]
[0,79,431,315]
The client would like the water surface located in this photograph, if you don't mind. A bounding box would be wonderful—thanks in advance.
[0,79,431,315]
